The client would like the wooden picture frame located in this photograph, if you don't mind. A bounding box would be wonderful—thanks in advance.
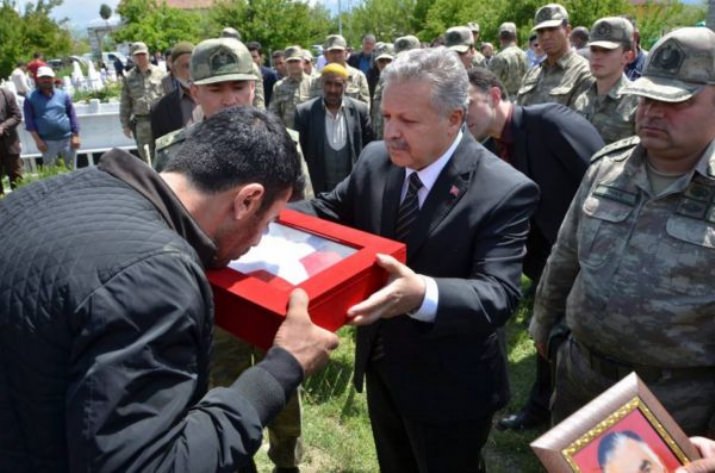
[531,372,701,473]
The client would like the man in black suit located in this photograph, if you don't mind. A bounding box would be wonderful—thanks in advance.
[150,42,196,147]
[465,67,604,430]
[297,48,539,472]
[294,63,373,194]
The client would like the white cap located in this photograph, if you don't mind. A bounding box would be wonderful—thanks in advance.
[37,66,55,78]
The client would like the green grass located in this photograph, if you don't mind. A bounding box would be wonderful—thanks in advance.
[254,285,548,472]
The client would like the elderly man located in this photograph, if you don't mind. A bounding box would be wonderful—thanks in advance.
[310,34,370,107]
[517,3,593,107]
[572,17,639,144]
[0,106,338,472]
[294,63,373,194]
[296,47,538,472]
[150,41,196,142]
[120,41,166,163]
[530,27,715,436]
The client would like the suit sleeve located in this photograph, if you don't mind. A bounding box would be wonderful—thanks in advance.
[434,179,539,336]
[66,251,302,473]
[360,103,374,145]
[544,106,604,181]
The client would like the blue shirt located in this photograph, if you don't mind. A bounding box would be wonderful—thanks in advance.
[24,88,79,141]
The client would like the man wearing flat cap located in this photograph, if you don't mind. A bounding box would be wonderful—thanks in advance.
[489,22,529,100]
[530,27,715,436]
[572,17,639,144]
[120,41,166,162]
[310,34,370,108]
[516,3,592,108]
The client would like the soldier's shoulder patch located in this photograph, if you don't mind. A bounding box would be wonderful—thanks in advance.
[155,127,188,152]
[591,135,640,163]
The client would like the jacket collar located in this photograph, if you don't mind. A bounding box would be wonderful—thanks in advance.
[98,149,217,267]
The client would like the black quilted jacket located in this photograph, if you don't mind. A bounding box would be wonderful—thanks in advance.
[0,150,302,472]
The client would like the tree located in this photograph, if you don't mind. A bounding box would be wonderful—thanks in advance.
[99,3,112,20]
[114,0,204,52]
[343,0,417,45]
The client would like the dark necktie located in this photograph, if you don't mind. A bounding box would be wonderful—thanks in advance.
[395,172,423,241]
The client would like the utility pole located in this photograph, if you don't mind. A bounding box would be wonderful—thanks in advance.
[338,0,343,36]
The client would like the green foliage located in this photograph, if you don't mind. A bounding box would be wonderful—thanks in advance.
[343,0,418,45]
[633,1,706,49]
[0,0,73,78]
[113,0,205,52]
[208,0,334,55]
[99,3,112,20]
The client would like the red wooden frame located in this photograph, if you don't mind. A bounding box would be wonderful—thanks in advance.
[208,209,406,350]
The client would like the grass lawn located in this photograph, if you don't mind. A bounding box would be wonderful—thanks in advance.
[254,290,548,472]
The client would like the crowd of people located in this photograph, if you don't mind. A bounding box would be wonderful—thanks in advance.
[0,1,714,472]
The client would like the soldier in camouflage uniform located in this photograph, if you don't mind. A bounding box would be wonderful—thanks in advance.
[269,46,313,129]
[489,22,529,100]
[572,17,639,144]
[467,22,488,68]
[219,27,264,109]
[371,36,420,140]
[120,41,166,163]
[530,28,715,436]
[446,26,480,70]
[309,34,370,108]
[370,43,394,140]
[516,4,593,108]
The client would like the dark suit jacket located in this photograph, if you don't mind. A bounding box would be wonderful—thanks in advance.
[150,87,188,143]
[0,88,21,155]
[294,97,373,194]
[299,135,539,422]
[487,103,604,279]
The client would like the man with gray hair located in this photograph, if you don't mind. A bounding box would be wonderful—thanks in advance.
[530,27,715,435]
[296,47,539,472]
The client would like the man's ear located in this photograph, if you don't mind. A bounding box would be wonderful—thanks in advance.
[232,183,265,221]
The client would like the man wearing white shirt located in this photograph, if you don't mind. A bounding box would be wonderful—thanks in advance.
[10,62,32,97]
[296,47,538,473]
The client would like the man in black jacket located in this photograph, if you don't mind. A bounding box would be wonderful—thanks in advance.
[150,42,196,143]
[465,67,604,430]
[0,107,338,472]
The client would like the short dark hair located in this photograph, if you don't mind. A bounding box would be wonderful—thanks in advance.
[467,67,507,100]
[165,107,303,211]
[598,430,645,470]
[529,33,538,43]
[246,41,262,54]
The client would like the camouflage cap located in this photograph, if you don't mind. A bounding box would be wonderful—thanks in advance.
[533,3,569,31]
[324,34,347,51]
[221,27,241,40]
[588,17,633,50]
[499,22,518,36]
[622,27,715,103]
[394,35,420,55]
[130,41,149,56]
[445,26,474,53]
[375,42,395,61]
[301,49,313,61]
[467,22,480,34]
[191,38,255,85]
[284,45,303,62]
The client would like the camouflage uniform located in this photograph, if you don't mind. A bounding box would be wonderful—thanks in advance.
[489,44,529,100]
[572,75,638,144]
[252,61,265,110]
[120,45,165,163]
[370,43,394,140]
[516,49,593,107]
[530,136,715,435]
[269,47,313,129]
[471,50,487,69]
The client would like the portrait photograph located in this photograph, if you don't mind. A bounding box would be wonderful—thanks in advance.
[531,373,701,473]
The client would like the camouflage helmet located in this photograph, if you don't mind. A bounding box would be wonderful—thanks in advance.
[191,38,255,85]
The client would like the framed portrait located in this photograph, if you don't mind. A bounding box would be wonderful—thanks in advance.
[531,372,701,473]
[208,209,406,350]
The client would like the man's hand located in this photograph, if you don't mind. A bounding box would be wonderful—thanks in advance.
[346,253,426,326]
[273,288,339,376]
[676,437,715,473]
[35,139,48,153]
[123,127,133,139]
[70,135,80,150]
